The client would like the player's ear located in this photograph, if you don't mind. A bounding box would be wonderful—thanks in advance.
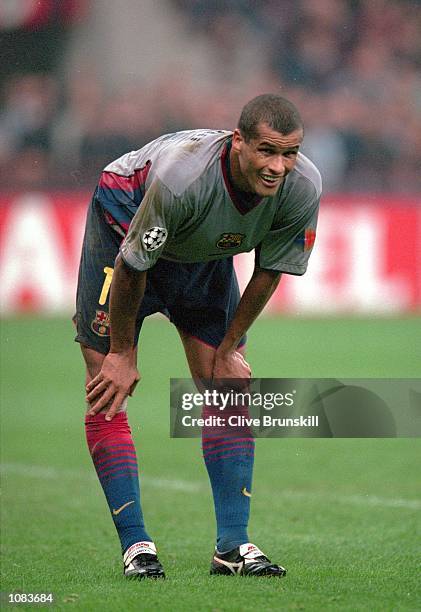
[231,128,244,153]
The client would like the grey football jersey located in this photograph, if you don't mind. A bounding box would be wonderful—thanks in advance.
[112,129,321,274]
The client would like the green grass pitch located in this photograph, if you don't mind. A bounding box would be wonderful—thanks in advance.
[1,315,420,611]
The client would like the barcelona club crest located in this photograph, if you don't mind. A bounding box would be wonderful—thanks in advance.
[91,310,111,337]
[216,233,245,249]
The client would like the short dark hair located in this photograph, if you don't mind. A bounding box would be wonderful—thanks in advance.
[238,94,303,141]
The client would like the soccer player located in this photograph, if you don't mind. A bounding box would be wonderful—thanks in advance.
[75,94,321,579]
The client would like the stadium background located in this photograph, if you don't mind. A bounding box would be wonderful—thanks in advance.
[1,1,420,610]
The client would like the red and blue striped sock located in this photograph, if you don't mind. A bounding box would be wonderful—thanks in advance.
[202,406,255,553]
[85,412,151,553]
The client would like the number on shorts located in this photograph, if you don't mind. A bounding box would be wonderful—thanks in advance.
[99,267,114,305]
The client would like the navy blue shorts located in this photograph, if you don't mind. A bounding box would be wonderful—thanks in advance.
[74,196,245,354]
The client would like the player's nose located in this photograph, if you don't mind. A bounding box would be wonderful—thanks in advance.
[267,155,285,175]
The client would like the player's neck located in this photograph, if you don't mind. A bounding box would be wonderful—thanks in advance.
[229,148,251,193]
[221,140,263,213]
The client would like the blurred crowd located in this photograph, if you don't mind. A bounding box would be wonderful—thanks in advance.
[0,0,420,194]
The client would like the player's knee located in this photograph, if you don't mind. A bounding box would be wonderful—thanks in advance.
[81,345,129,415]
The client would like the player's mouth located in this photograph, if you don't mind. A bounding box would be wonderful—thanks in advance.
[259,173,283,188]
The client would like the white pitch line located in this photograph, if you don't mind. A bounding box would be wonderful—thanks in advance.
[271,489,421,511]
[1,462,420,510]
[337,493,421,510]
[0,462,89,481]
[0,462,204,493]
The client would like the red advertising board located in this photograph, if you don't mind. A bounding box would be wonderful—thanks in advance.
[0,192,420,314]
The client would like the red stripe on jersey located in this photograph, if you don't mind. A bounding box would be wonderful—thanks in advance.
[99,160,152,192]
[103,210,130,232]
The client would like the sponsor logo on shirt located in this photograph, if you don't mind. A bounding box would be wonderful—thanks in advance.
[216,233,245,249]
[91,310,110,337]
[142,227,168,251]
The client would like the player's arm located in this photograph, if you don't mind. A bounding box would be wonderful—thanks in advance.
[213,265,281,379]
[86,254,146,419]
[86,178,183,419]
[214,175,321,380]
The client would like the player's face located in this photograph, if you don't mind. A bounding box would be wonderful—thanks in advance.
[231,123,303,196]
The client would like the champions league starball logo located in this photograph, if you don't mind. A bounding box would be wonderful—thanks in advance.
[142,227,168,251]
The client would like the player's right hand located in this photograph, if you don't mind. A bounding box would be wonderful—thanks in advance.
[85,352,140,420]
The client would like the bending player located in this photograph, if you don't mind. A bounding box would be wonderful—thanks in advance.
[74,94,321,579]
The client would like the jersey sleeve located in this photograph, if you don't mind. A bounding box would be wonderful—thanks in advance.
[256,182,320,275]
[119,179,184,271]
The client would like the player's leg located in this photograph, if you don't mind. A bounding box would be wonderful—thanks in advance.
[177,330,254,546]
[178,330,285,576]
[168,258,253,555]
[75,196,164,578]
[166,256,285,576]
